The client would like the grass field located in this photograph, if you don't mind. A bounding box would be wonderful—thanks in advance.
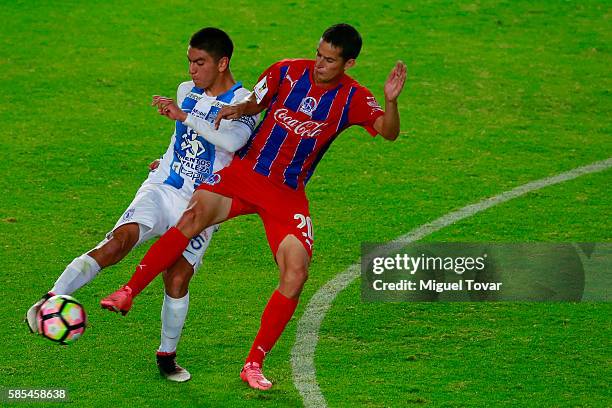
[1,1,610,407]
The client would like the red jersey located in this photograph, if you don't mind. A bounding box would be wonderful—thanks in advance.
[237,59,384,190]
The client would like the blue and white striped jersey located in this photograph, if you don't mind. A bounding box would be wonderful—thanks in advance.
[147,80,256,199]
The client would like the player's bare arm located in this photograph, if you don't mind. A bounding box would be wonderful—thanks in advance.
[374,61,407,141]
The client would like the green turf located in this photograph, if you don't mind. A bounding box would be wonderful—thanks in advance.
[1,0,610,407]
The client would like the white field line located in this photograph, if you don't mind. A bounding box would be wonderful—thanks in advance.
[291,157,612,408]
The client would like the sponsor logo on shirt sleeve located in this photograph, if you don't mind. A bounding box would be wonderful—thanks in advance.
[254,76,269,104]
[367,96,383,112]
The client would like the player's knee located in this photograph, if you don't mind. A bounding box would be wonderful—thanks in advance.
[164,272,189,298]
[114,227,137,247]
[91,247,118,268]
[91,227,137,267]
[277,238,310,294]
[280,268,308,299]
[177,205,208,237]
[294,264,309,284]
[163,257,194,298]
[282,262,309,287]
[177,206,196,228]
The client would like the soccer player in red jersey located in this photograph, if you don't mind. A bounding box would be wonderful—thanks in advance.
[102,23,407,389]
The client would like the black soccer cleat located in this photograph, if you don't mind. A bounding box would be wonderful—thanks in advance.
[156,352,191,382]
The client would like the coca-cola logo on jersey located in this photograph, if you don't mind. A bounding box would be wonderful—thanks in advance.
[273,108,327,138]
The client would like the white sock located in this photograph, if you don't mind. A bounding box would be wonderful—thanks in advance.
[158,291,189,353]
[51,254,101,295]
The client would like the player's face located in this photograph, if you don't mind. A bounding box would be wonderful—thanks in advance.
[314,40,355,84]
[187,46,221,89]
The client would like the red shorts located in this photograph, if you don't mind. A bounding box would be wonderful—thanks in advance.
[196,159,314,258]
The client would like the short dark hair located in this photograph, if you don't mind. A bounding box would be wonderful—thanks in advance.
[321,23,362,61]
[189,27,233,62]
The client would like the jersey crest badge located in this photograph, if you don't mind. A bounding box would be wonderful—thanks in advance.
[298,96,318,116]
[202,173,221,186]
[122,208,135,221]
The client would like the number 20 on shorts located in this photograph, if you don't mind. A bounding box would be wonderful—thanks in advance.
[293,213,314,249]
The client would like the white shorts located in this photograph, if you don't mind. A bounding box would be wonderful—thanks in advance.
[103,182,215,272]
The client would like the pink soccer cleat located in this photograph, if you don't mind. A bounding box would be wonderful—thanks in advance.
[100,286,133,315]
[240,362,273,390]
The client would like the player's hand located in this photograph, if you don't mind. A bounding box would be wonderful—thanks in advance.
[384,61,407,103]
[214,103,246,129]
[148,159,160,171]
[152,95,187,122]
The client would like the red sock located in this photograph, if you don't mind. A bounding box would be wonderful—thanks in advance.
[246,290,299,366]
[126,227,189,296]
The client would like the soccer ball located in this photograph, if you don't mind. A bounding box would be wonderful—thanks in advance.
[37,295,87,345]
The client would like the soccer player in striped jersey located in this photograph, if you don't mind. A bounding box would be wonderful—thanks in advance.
[102,23,407,390]
[26,27,257,382]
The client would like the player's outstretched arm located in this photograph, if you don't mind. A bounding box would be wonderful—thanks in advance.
[214,93,265,129]
[374,61,407,141]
